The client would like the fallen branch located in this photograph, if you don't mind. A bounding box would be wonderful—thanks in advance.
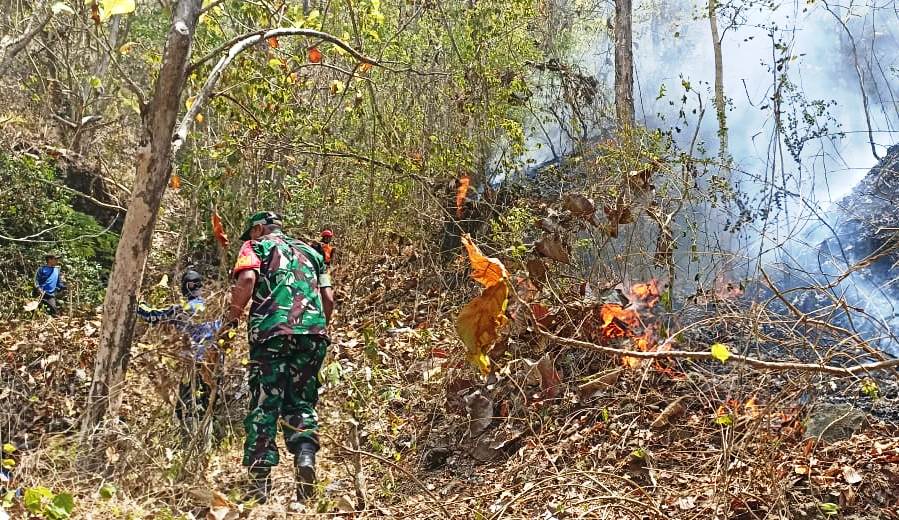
[543,330,899,377]
[512,287,898,377]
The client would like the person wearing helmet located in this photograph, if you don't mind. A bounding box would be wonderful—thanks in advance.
[222,211,334,503]
[312,229,335,267]
[34,253,66,316]
[136,268,223,438]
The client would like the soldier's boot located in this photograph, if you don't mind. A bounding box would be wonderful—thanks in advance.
[294,443,317,500]
[244,465,272,504]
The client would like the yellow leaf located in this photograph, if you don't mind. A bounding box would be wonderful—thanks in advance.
[710,343,731,363]
[2,443,15,454]
[1,458,15,469]
[456,281,508,374]
[119,41,136,54]
[329,79,345,95]
[461,235,508,288]
[100,0,135,21]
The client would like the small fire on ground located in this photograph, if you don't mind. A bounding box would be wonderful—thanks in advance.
[592,279,669,369]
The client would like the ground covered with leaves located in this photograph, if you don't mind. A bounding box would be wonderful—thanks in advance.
[2,247,898,520]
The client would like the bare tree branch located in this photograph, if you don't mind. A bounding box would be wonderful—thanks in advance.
[173,27,376,155]
[188,27,375,73]
[822,0,881,160]
[0,0,53,76]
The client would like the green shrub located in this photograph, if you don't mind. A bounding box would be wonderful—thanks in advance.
[0,153,119,316]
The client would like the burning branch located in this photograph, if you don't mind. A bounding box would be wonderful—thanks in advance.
[514,290,899,377]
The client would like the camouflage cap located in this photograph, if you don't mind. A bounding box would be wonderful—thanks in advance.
[240,211,283,241]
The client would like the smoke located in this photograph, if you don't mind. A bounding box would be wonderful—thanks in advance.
[513,0,899,351]
[520,0,899,198]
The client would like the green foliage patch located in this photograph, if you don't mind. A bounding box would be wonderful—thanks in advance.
[0,153,119,315]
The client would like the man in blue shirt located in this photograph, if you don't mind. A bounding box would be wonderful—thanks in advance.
[136,269,224,437]
[34,253,66,316]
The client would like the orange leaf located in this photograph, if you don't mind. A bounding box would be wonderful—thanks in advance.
[535,234,570,263]
[360,62,373,73]
[308,47,322,63]
[456,281,508,374]
[455,175,470,218]
[211,212,230,249]
[537,354,562,398]
[169,175,181,189]
[266,36,279,49]
[461,235,508,288]
[90,2,101,25]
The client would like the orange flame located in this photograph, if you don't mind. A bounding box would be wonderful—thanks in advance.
[594,282,667,369]
[599,303,640,339]
[455,176,470,218]
[744,397,760,418]
[630,279,661,308]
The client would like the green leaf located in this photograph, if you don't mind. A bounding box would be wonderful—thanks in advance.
[715,413,733,426]
[329,79,345,95]
[267,58,282,69]
[46,493,74,520]
[98,483,116,500]
[710,343,731,363]
[2,489,15,509]
[23,487,53,514]
[304,9,320,27]
[819,502,839,516]
[89,76,103,90]
[860,379,879,399]
[51,2,75,15]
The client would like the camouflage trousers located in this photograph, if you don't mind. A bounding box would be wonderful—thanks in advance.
[243,334,329,467]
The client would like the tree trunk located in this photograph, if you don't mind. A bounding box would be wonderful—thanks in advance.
[709,0,729,163]
[81,0,203,439]
[613,0,634,129]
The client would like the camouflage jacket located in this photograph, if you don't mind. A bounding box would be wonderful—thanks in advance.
[232,230,331,343]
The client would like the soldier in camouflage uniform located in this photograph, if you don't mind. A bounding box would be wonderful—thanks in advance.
[221,211,334,503]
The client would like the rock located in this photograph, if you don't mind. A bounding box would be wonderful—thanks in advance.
[464,391,493,437]
[422,447,452,470]
[804,404,867,443]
